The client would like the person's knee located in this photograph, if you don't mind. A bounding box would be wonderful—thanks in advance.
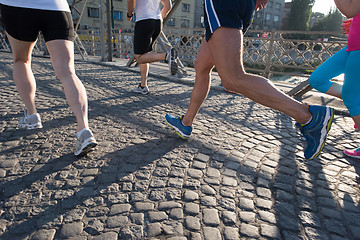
[221,72,247,92]
[13,54,31,65]
[308,74,320,89]
[194,58,213,74]
[134,54,145,64]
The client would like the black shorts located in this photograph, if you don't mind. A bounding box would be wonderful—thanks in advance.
[133,19,162,55]
[204,0,256,41]
[0,4,74,42]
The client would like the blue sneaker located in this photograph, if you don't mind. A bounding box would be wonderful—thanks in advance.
[165,114,192,139]
[296,105,334,160]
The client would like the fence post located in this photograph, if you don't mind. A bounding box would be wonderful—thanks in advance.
[264,31,275,78]
[91,31,95,56]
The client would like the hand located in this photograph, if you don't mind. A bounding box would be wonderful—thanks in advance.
[341,18,352,34]
[127,12,133,21]
[255,0,268,11]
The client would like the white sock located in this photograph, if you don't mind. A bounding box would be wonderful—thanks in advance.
[302,116,313,126]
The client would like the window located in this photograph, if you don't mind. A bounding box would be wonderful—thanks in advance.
[88,7,99,18]
[113,11,123,21]
[182,3,190,12]
[167,18,175,26]
[181,19,189,27]
[266,13,271,21]
[274,15,279,22]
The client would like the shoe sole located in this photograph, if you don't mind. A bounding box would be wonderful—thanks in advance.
[132,89,149,95]
[74,139,98,157]
[18,123,43,130]
[308,107,334,160]
[165,119,190,139]
[344,151,360,159]
[169,49,178,75]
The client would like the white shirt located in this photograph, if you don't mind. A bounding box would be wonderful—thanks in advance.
[0,0,70,12]
[135,0,162,22]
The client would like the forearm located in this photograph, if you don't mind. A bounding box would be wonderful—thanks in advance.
[127,0,135,17]
[334,0,360,18]
[161,0,172,19]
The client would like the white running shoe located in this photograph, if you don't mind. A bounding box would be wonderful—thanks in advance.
[74,129,98,156]
[18,109,43,130]
[132,84,149,95]
[166,48,178,75]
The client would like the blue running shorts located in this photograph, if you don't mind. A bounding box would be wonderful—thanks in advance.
[204,0,256,41]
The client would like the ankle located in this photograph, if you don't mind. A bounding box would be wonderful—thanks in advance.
[181,116,191,127]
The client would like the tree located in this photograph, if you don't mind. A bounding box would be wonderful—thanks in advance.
[311,8,344,32]
[288,0,315,30]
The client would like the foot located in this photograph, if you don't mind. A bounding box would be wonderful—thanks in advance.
[166,48,178,75]
[165,114,192,139]
[132,84,149,95]
[74,128,98,156]
[344,147,360,159]
[296,105,334,160]
[18,109,43,130]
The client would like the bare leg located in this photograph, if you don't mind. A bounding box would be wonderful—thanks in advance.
[207,27,311,124]
[46,40,88,132]
[140,63,149,87]
[326,82,343,99]
[134,52,166,88]
[353,115,360,131]
[6,33,38,115]
[135,52,166,64]
[182,42,214,126]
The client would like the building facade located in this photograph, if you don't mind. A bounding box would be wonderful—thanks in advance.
[70,0,201,32]
[251,0,285,31]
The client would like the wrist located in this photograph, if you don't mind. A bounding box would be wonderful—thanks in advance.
[127,12,133,18]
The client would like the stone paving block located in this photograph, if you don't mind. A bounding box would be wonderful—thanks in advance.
[239,198,254,211]
[119,225,144,240]
[203,227,221,240]
[130,213,144,225]
[202,209,220,226]
[239,211,256,223]
[147,222,162,237]
[169,208,183,220]
[84,219,104,235]
[240,223,259,238]
[190,232,202,240]
[158,201,182,210]
[184,203,200,215]
[134,202,154,212]
[261,223,281,239]
[59,222,83,238]
[201,196,217,207]
[222,210,237,225]
[194,153,210,162]
[185,216,201,231]
[30,229,56,240]
[148,211,168,222]
[106,216,129,228]
[201,184,216,195]
[223,227,239,240]
[92,231,118,240]
[167,236,187,240]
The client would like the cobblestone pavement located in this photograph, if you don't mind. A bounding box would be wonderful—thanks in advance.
[0,51,360,240]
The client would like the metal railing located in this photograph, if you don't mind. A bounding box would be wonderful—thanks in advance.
[1,29,347,78]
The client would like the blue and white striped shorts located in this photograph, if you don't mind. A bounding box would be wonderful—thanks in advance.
[204,0,256,41]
